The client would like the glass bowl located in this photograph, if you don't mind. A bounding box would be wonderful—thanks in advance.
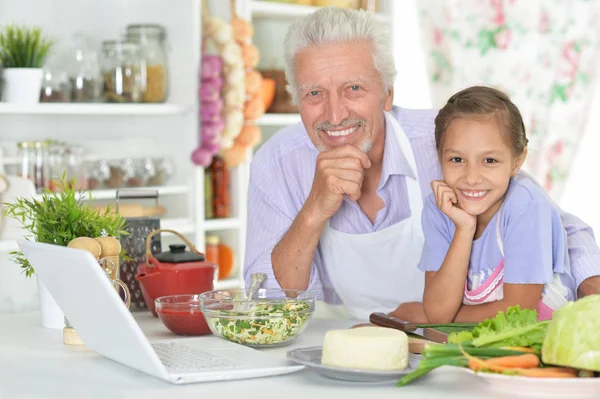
[155,294,212,336]
[199,288,316,348]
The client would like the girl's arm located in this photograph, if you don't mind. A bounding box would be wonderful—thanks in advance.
[422,181,477,324]
[423,227,474,324]
[453,283,543,322]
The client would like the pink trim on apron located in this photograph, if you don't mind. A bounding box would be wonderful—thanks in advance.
[463,259,504,303]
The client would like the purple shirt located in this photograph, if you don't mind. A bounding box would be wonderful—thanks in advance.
[418,176,576,301]
[244,106,600,302]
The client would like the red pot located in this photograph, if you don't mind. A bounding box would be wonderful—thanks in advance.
[135,229,218,316]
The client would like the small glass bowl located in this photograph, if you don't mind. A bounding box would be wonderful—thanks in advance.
[155,294,212,336]
[199,288,315,348]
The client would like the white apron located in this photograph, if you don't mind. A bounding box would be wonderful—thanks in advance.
[319,112,425,321]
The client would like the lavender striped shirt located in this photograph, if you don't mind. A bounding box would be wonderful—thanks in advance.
[243,106,600,303]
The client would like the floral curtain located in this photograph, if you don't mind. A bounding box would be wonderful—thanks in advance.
[418,0,600,200]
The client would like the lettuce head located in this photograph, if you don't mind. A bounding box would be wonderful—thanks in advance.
[542,295,600,371]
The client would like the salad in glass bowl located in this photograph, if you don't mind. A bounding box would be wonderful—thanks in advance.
[199,288,315,347]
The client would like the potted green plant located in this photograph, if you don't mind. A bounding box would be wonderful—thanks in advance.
[2,176,127,328]
[0,24,53,103]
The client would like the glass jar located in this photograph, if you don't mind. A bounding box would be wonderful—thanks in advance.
[125,24,169,103]
[40,69,72,102]
[210,155,230,218]
[205,235,220,269]
[101,40,143,103]
[24,140,48,193]
[17,141,34,184]
[69,33,102,103]
[63,145,88,190]
[47,140,67,192]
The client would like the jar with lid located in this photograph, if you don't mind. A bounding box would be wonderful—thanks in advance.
[47,140,66,192]
[68,33,103,103]
[18,140,48,193]
[125,24,169,103]
[100,40,143,103]
[210,155,230,218]
[205,235,220,270]
[17,141,34,184]
[64,145,88,190]
[40,69,72,102]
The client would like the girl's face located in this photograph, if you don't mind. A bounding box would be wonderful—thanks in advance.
[441,117,526,225]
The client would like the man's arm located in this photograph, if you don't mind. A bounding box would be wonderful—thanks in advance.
[561,210,600,297]
[272,144,371,290]
[519,170,600,297]
[244,144,371,291]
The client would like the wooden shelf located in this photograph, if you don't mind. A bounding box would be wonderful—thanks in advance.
[33,185,190,201]
[256,113,301,126]
[250,1,389,22]
[204,218,242,231]
[0,103,184,116]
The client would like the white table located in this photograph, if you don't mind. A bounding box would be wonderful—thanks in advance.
[0,312,505,399]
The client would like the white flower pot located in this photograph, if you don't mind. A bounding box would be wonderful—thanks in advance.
[37,276,65,329]
[2,68,43,104]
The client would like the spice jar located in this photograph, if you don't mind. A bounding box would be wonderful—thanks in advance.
[69,33,102,103]
[64,145,88,190]
[205,235,220,270]
[101,40,143,103]
[210,155,230,218]
[40,69,72,103]
[19,140,48,193]
[125,24,169,103]
[17,141,34,184]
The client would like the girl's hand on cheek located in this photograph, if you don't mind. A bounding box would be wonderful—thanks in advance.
[430,180,476,233]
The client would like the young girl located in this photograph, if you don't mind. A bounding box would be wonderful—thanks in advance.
[418,86,576,323]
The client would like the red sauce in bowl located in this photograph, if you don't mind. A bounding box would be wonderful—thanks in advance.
[156,307,212,336]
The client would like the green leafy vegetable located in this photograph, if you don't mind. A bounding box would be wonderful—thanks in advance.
[448,330,474,344]
[469,306,548,351]
[542,295,600,372]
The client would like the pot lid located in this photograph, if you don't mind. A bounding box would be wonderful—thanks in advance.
[154,244,205,263]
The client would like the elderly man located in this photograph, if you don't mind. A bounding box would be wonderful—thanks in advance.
[243,7,600,321]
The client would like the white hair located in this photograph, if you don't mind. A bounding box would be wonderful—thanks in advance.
[283,7,397,105]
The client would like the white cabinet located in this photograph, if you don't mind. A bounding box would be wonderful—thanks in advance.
[0,0,247,292]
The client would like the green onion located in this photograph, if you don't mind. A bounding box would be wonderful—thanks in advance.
[422,343,528,359]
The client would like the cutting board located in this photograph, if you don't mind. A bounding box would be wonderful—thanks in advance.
[408,336,436,354]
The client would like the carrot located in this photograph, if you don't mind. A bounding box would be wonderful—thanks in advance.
[459,345,577,378]
[469,353,540,371]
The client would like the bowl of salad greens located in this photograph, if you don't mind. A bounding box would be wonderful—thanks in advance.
[199,288,316,348]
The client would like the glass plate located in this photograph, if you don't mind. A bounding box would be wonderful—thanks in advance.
[286,346,420,382]
[454,366,600,398]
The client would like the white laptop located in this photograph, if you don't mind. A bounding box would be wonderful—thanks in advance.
[19,240,304,384]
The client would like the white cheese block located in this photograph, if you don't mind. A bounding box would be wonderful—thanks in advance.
[321,326,409,371]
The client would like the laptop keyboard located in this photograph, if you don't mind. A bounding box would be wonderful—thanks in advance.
[152,341,243,374]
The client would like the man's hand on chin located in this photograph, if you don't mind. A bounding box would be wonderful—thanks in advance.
[578,276,600,298]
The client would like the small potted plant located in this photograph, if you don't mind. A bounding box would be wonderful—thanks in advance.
[0,24,53,103]
[2,176,127,328]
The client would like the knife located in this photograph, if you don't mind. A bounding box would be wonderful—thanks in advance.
[369,312,448,344]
